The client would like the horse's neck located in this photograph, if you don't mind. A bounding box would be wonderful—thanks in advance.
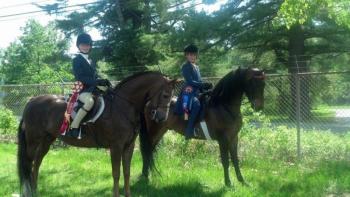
[227,96,244,113]
[216,88,244,115]
[116,77,157,110]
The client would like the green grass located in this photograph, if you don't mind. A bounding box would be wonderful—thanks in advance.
[1,129,350,197]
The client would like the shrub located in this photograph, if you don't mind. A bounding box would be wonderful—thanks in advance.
[158,104,350,165]
[0,107,19,135]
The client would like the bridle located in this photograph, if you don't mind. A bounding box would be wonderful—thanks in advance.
[146,88,172,121]
[244,72,266,109]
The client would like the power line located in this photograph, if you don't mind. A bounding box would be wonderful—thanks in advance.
[0,8,83,22]
[0,0,52,10]
[0,1,101,19]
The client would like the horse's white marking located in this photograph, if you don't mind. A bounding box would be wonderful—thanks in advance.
[200,121,212,140]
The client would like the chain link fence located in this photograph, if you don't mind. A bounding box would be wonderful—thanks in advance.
[265,71,350,132]
[1,71,349,133]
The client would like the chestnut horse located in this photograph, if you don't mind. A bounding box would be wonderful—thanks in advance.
[17,71,177,197]
[139,68,265,187]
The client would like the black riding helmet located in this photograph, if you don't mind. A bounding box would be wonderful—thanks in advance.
[76,33,93,47]
[184,44,199,54]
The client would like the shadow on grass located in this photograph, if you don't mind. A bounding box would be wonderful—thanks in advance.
[36,170,226,197]
[256,161,350,196]
[130,177,226,197]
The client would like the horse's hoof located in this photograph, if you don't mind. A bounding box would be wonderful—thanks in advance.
[137,175,149,183]
[242,181,250,187]
[225,181,232,187]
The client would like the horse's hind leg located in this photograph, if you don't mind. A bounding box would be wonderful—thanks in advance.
[229,136,247,186]
[32,135,55,191]
[18,124,40,197]
[218,139,232,187]
[122,141,136,197]
[110,147,122,197]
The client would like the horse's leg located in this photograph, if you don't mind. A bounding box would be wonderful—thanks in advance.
[140,126,167,178]
[218,139,232,187]
[230,135,247,186]
[122,141,135,197]
[110,147,122,197]
[18,123,40,197]
[32,135,55,191]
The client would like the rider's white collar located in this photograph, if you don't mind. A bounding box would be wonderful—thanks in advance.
[78,52,91,65]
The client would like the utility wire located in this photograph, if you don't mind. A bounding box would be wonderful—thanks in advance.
[0,0,52,10]
[0,1,101,19]
[0,8,83,22]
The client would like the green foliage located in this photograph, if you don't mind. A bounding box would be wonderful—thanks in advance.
[0,20,73,84]
[278,0,350,29]
[0,107,18,135]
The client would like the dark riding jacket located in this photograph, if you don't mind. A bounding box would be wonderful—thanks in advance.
[181,61,204,96]
[175,61,205,114]
[72,54,98,93]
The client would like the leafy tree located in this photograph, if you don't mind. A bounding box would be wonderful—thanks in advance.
[207,0,350,118]
[0,20,73,115]
[37,0,350,117]
[40,0,224,78]
[0,20,73,84]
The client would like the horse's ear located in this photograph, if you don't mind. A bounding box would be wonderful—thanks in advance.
[246,68,254,80]
[168,78,181,88]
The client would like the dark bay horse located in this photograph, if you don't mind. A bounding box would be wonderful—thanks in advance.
[17,71,177,197]
[139,68,265,187]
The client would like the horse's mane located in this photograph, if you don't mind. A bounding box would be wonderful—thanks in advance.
[209,68,246,106]
[113,71,163,90]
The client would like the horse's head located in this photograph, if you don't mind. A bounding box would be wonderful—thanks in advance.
[242,68,266,111]
[146,77,178,122]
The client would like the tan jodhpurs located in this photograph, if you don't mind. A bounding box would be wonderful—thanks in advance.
[70,92,94,129]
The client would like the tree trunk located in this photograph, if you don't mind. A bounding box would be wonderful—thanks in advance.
[288,24,311,120]
[115,0,125,28]
[144,0,151,33]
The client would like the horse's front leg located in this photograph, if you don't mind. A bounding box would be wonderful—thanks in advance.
[122,139,136,197]
[218,139,232,187]
[230,135,248,186]
[110,147,122,197]
[140,125,166,179]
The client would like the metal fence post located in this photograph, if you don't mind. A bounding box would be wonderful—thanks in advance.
[61,83,64,95]
[296,73,301,159]
[157,64,163,74]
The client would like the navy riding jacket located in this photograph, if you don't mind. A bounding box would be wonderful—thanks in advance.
[181,61,204,96]
[175,61,205,114]
[72,54,98,92]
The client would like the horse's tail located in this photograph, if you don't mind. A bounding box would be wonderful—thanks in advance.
[139,113,159,177]
[17,119,34,196]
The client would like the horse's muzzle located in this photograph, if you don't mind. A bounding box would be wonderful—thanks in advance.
[151,109,168,122]
[253,99,264,111]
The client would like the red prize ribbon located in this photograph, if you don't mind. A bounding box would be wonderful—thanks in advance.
[60,81,84,134]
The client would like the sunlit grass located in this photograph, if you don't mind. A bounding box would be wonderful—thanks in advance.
[0,128,349,196]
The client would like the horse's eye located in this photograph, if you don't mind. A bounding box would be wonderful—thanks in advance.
[163,95,170,99]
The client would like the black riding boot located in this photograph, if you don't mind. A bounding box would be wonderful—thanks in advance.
[66,128,80,138]
[185,102,200,140]
[185,115,196,139]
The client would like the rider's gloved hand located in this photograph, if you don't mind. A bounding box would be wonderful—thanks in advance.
[202,82,213,90]
[97,79,111,86]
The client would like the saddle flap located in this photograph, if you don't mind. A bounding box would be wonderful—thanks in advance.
[71,96,105,124]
